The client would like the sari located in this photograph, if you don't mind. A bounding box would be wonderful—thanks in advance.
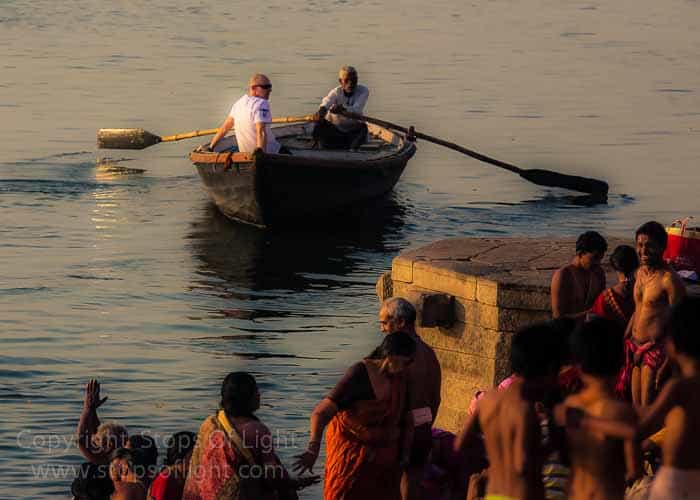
[182,410,269,500]
[589,288,634,329]
[323,365,406,500]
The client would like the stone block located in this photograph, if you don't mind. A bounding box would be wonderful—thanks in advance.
[412,261,477,300]
[375,270,393,302]
[391,256,414,283]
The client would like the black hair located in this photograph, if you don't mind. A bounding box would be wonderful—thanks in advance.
[669,297,700,359]
[510,322,563,378]
[575,231,608,255]
[165,431,197,466]
[550,317,577,365]
[635,221,668,251]
[610,245,639,296]
[110,447,136,468]
[368,331,417,360]
[127,434,158,470]
[570,318,624,377]
[220,372,258,419]
[70,462,114,500]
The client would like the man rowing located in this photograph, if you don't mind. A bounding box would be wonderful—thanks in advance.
[312,66,370,150]
[204,73,290,154]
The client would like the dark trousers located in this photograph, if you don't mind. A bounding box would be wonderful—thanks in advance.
[312,120,368,149]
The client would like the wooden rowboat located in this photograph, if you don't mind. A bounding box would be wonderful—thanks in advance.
[189,121,416,227]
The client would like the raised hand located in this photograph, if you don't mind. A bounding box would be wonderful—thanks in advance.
[84,379,108,410]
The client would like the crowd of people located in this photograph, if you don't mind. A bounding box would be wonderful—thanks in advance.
[71,219,697,500]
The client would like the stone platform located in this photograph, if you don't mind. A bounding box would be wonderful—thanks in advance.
[376,237,699,433]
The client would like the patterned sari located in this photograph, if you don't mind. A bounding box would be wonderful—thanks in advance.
[323,373,406,500]
[182,410,270,500]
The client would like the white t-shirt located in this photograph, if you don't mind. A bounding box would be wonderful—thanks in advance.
[228,94,281,153]
[320,85,369,132]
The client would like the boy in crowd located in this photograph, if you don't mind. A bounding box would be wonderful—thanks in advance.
[455,322,563,500]
[563,318,641,499]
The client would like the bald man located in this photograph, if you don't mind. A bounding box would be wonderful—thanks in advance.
[312,66,370,150]
[206,74,290,154]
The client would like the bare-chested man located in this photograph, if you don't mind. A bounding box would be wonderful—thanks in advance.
[620,221,686,406]
[379,297,442,500]
[562,318,640,500]
[551,231,608,321]
[455,322,562,500]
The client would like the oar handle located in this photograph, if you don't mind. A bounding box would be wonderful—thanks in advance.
[161,129,219,142]
[159,115,316,143]
[340,111,522,175]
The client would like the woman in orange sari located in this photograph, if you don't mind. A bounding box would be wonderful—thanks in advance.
[293,332,417,500]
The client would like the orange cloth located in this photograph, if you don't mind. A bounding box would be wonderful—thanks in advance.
[323,376,405,500]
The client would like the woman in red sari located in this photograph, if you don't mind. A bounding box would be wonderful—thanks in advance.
[588,245,640,399]
[293,332,417,500]
[182,372,318,500]
[589,245,639,329]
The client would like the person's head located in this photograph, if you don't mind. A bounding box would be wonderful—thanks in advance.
[338,66,358,94]
[635,221,668,267]
[71,462,115,500]
[610,245,639,278]
[575,231,608,270]
[92,422,128,455]
[367,332,416,375]
[109,448,137,483]
[165,431,197,467]
[126,434,158,479]
[221,371,260,418]
[379,297,416,334]
[667,297,700,363]
[248,73,272,100]
[570,318,624,378]
[510,322,563,380]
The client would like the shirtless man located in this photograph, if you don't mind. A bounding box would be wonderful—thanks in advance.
[551,231,608,321]
[455,322,562,500]
[622,221,686,406]
[563,318,640,500]
[379,297,442,500]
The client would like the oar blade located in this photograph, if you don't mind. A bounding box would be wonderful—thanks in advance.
[97,128,162,149]
[520,169,609,197]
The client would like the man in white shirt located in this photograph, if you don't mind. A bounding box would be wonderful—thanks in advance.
[206,73,290,154]
[312,66,369,150]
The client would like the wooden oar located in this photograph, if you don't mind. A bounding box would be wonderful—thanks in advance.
[341,111,609,197]
[97,114,315,150]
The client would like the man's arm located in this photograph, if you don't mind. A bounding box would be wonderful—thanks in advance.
[666,270,687,306]
[346,87,369,114]
[255,122,268,151]
[551,268,568,319]
[77,380,108,464]
[209,116,234,150]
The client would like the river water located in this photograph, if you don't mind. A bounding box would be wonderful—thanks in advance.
[1,0,699,497]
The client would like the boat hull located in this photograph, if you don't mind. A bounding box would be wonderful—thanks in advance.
[190,124,415,227]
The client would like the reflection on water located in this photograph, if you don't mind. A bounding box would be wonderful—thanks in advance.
[187,196,406,295]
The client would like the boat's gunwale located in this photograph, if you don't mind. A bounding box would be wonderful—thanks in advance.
[188,122,414,168]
